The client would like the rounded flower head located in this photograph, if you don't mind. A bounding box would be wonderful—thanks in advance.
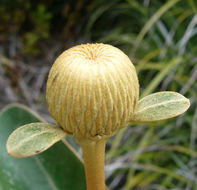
[46,43,139,140]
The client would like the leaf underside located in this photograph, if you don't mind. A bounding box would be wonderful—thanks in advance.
[7,122,66,158]
[131,91,190,122]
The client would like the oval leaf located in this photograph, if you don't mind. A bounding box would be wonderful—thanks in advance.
[7,122,66,158]
[131,91,190,122]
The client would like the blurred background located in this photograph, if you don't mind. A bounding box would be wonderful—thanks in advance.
[0,0,197,189]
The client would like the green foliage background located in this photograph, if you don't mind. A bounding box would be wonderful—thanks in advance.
[0,0,196,189]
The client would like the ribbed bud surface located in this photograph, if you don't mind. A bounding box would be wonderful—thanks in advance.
[46,43,139,140]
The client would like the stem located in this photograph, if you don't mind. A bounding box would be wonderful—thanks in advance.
[76,137,107,190]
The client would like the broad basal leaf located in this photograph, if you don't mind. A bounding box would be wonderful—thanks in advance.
[131,91,190,122]
[7,122,66,158]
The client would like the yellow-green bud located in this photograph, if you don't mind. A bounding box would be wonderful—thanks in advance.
[46,43,139,140]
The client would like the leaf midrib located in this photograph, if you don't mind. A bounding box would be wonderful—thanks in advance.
[135,99,187,115]
[10,128,65,152]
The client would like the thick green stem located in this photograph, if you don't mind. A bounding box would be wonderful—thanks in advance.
[76,137,107,190]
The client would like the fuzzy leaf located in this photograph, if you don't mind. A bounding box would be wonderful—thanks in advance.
[7,122,66,158]
[131,91,190,122]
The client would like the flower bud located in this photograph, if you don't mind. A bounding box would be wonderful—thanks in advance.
[46,43,139,140]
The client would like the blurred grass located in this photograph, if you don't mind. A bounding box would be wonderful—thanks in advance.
[1,0,197,189]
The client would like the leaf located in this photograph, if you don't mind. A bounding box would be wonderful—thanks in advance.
[0,104,86,190]
[131,91,190,122]
[7,122,66,158]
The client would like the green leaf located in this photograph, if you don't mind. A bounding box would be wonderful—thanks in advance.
[0,104,86,190]
[131,92,190,122]
[7,122,66,158]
